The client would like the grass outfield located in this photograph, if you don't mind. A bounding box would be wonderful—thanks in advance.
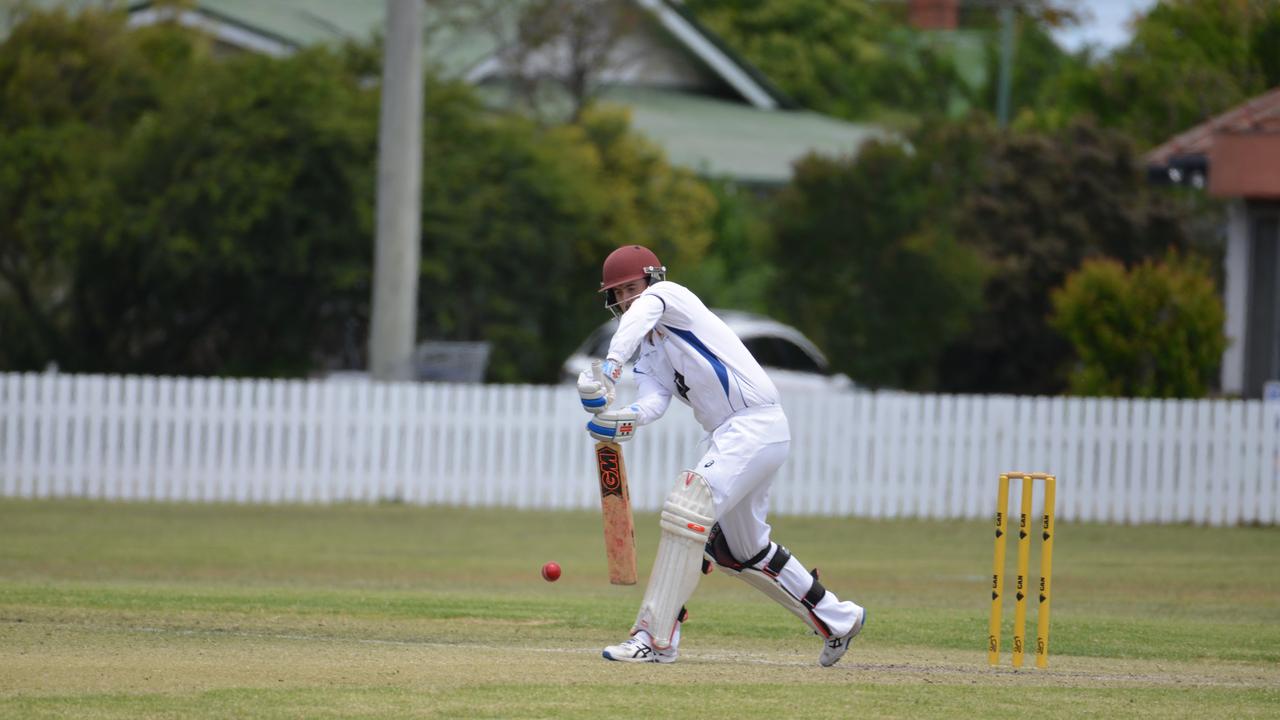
[1,500,1277,719]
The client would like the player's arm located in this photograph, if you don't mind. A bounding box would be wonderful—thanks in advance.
[586,355,669,442]
[629,365,671,426]
[605,293,664,369]
[578,292,665,414]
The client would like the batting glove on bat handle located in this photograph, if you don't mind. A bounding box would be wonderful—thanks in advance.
[587,406,638,443]
[578,368,609,414]
[579,359,619,413]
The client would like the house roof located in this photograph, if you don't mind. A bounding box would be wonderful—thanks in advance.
[1144,85,1280,193]
[636,0,793,110]
[1145,85,1280,166]
[125,0,507,72]
[120,0,792,108]
[602,86,890,185]
[9,0,890,185]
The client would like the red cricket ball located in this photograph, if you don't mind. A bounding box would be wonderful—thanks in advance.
[541,561,562,582]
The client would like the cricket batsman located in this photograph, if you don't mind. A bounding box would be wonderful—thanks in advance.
[576,244,868,666]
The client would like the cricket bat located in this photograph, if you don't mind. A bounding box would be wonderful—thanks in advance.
[594,440,638,585]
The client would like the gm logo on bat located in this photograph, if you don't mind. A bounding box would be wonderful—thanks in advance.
[596,446,623,497]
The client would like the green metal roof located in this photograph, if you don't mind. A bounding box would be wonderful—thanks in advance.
[603,86,892,185]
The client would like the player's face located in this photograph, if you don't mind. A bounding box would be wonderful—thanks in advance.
[613,279,648,312]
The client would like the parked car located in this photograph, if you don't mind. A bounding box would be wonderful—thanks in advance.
[560,309,854,396]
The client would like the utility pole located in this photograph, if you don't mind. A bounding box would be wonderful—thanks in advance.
[369,0,424,381]
[996,0,1015,127]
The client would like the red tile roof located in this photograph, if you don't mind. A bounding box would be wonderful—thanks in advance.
[1145,85,1280,166]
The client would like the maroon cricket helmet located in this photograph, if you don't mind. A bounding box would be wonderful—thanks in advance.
[599,245,666,292]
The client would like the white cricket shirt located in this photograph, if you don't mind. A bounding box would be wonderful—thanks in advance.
[606,281,781,434]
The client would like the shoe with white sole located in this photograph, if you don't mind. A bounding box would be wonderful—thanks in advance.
[602,631,678,664]
[818,606,867,667]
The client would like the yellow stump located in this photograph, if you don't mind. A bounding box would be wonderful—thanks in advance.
[988,472,1058,670]
[987,474,1010,666]
[1012,476,1034,668]
[1036,476,1056,669]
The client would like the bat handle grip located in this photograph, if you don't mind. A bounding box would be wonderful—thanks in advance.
[591,359,605,385]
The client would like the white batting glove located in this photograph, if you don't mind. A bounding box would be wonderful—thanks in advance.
[587,406,638,443]
[578,359,619,413]
[577,369,610,414]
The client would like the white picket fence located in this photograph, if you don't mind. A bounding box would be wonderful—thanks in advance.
[1,373,1277,525]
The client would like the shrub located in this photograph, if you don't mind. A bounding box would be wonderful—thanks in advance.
[1050,254,1226,398]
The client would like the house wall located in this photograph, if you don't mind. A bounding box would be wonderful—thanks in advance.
[1225,199,1280,398]
[464,13,732,99]
[909,0,959,30]
[1222,200,1250,395]
[598,29,722,91]
[1209,132,1280,199]
[1244,201,1280,397]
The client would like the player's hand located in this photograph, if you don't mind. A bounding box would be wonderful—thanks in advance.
[578,359,619,413]
[577,368,610,414]
[587,406,638,443]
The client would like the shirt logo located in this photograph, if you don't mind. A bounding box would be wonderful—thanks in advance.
[674,370,690,400]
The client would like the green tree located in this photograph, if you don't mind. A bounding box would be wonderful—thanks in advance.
[1048,0,1280,148]
[0,6,205,371]
[978,12,1083,125]
[100,46,378,376]
[418,102,716,382]
[938,119,1205,394]
[676,178,775,314]
[684,0,972,122]
[0,7,719,382]
[1050,254,1226,398]
[766,122,989,390]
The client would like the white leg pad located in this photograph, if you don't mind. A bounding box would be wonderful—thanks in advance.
[726,563,829,637]
[632,471,715,649]
[704,534,836,638]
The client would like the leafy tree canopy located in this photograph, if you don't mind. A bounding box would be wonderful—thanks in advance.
[417,102,716,382]
[938,118,1209,394]
[0,6,718,382]
[1051,253,1226,398]
[765,120,990,390]
[760,114,1214,394]
[1036,0,1280,147]
[684,0,973,122]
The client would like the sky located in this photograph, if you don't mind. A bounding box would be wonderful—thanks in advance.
[1050,0,1160,53]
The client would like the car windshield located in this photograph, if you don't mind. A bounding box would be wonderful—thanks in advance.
[743,337,827,374]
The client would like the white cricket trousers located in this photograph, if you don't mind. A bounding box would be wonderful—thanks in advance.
[695,405,862,637]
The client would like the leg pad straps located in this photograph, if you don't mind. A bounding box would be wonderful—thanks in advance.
[702,523,832,638]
